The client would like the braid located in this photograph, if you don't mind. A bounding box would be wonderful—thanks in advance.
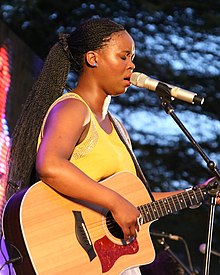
[6,42,70,199]
[68,18,125,73]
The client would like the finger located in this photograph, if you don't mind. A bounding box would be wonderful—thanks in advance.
[123,227,131,241]
[135,223,140,233]
[129,226,137,237]
[136,215,143,232]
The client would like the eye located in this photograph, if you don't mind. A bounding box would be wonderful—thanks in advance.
[121,56,126,60]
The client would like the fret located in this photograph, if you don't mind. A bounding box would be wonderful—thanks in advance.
[163,198,171,217]
[179,193,187,208]
[198,188,206,201]
[173,195,182,211]
[139,186,207,225]
[141,204,152,222]
[185,190,193,205]
[167,197,177,213]
[182,192,190,207]
[146,204,153,220]
[137,205,144,222]
[165,197,173,214]
[189,188,199,205]
[195,188,206,205]
[143,204,152,222]
[151,201,160,219]
[158,198,167,217]
[171,196,178,212]
[188,189,200,206]
[154,200,163,218]
[194,189,200,204]
[139,205,148,223]
[183,188,204,208]
[146,203,157,221]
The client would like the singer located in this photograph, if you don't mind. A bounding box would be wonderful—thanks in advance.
[3,17,220,275]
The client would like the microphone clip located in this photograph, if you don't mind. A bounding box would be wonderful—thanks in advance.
[156,82,174,102]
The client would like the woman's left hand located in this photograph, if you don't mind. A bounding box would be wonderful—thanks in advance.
[202,177,220,205]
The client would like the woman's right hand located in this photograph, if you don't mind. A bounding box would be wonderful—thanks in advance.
[110,196,141,241]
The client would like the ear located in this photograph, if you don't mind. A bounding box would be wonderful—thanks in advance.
[85,51,98,67]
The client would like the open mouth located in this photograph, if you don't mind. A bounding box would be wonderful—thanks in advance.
[124,77,131,82]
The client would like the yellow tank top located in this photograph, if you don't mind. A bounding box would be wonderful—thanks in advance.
[39,93,136,182]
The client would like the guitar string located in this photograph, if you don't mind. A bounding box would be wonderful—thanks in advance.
[32,188,207,242]
[87,187,206,237]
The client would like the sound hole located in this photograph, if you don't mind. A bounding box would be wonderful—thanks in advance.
[106,211,124,239]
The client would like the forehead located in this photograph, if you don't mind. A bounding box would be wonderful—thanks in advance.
[103,31,135,53]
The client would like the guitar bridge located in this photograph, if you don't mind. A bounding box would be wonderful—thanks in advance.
[72,211,96,261]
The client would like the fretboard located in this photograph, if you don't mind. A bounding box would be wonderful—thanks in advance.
[138,186,207,223]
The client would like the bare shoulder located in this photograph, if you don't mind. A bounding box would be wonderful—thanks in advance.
[42,96,91,139]
[48,96,90,125]
[53,96,89,117]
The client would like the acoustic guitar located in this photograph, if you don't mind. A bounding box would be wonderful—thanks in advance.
[2,171,208,274]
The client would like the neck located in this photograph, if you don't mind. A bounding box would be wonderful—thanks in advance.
[73,87,111,120]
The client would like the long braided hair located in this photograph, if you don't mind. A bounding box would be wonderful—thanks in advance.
[6,18,125,199]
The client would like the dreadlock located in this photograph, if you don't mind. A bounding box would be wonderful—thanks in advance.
[6,18,125,199]
[6,42,70,199]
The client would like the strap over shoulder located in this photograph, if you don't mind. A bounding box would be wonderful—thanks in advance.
[108,112,154,201]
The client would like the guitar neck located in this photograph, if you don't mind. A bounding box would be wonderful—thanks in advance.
[138,186,207,223]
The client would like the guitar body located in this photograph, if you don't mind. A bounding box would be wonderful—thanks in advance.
[2,172,155,275]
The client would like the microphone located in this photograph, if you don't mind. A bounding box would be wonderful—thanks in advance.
[130,72,204,105]
[199,243,220,258]
[150,231,182,241]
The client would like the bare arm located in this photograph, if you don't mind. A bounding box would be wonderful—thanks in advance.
[36,98,140,240]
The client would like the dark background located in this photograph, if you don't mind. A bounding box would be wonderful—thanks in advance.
[0,1,219,274]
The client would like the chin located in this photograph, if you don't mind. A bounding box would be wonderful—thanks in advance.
[113,88,128,97]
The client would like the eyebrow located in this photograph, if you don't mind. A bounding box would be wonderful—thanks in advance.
[121,50,133,54]
[121,50,135,56]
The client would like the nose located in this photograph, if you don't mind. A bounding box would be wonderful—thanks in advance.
[128,59,135,70]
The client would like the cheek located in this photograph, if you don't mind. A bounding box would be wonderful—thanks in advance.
[108,61,125,77]
[101,55,123,72]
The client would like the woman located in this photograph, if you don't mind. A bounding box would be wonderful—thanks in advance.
[5,18,219,274]
[37,18,144,274]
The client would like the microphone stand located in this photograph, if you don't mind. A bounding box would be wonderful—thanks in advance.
[156,237,197,275]
[156,92,220,275]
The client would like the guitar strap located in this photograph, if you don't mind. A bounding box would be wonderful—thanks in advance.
[108,112,155,202]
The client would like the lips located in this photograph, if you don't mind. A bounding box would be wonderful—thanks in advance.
[124,75,131,84]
